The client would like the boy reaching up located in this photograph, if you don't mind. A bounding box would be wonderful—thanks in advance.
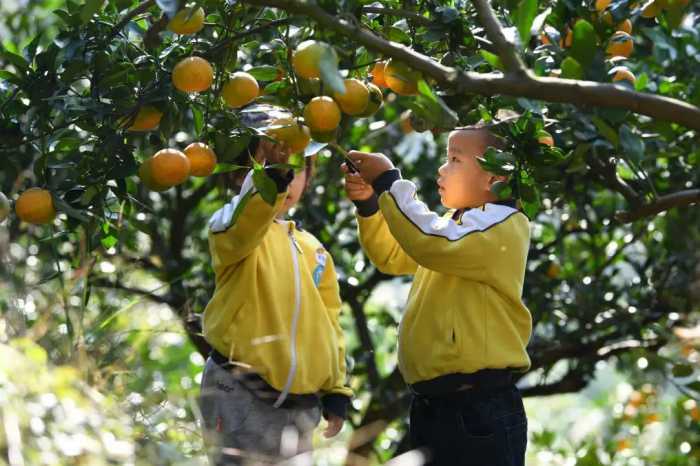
[343,125,532,466]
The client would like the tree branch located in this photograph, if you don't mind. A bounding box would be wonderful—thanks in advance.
[91,277,173,305]
[360,7,433,27]
[471,0,527,75]
[109,0,156,41]
[616,188,700,223]
[239,0,700,131]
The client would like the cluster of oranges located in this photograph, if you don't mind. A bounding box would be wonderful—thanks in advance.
[540,0,640,86]
[9,7,428,224]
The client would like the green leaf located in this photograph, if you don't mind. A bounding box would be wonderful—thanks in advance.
[514,0,538,45]
[686,381,700,393]
[387,26,411,44]
[247,66,279,81]
[1,49,30,73]
[635,72,649,91]
[100,235,118,249]
[480,50,504,71]
[192,106,204,136]
[560,56,583,79]
[252,168,278,205]
[80,0,103,23]
[672,364,694,378]
[212,163,249,174]
[619,125,645,164]
[318,47,345,95]
[570,19,597,67]
[591,116,619,147]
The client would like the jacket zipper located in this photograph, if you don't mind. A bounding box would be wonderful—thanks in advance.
[274,223,303,407]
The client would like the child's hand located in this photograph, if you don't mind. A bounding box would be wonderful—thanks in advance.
[323,415,344,438]
[347,151,395,185]
[342,163,374,201]
[258,139,290,166]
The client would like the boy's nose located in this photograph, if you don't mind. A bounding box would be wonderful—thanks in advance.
[438,163,447,176]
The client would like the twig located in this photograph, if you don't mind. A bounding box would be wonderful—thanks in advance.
[471,0,527,75]
[616,188,700,223]
[108,0,157,41]
[361,6,432,27]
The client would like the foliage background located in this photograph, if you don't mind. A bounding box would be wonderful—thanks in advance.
[1,0,699,464]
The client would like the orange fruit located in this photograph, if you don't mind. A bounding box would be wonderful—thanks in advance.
[184,143,217,177]
[370,61,387,88]
[561,28,573,48]
[400,110,414,134]
[150,148,191,186]
[333,79,369,116]
[644,413,661,424]
[267,118,311,154]
[616,439,631,452]
[0,192,10,222]
[167,7,205,35]
[123,105,163,132]
[172,56,214,93]
[537,130,555,146]
[304,96,341,132]
[15,188,56,224]
[540,32,552,45]
[595,0,612,11]
[691,406,700,421]
[611,66,636,84]
[138,158,170,191]
[546,262,561,278]
[292,40,338,79]
[600,11,614,25]
[384,59,421,96]
[606,31,634,57]
[618,19,633,34]
[629,390,645,407]
[221,72,259,108]
[359,83,383,117]
[641,0,662,17]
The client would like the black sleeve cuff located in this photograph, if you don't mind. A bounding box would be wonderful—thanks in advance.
[371,169,401,195]
[352,194,379,217]
[265,167,294,193]
[321,394,351,420]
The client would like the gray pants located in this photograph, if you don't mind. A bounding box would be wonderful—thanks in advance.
[199,358,322,466]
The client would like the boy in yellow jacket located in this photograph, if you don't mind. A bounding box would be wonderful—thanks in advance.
[343,125,531,466]
[200,138,352,466]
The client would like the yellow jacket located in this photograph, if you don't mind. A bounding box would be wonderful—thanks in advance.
[355,170,532,384]
[203,169,352,405]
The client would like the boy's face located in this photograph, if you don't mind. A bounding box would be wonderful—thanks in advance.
[282,168,307,213]
[438,130,502,209]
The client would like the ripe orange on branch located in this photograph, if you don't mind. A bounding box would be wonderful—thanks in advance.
[606,31,634,57]
[172,56,214,93]
[359,83,384,117]
[611,66,636,84]
[184,143,217,177]
[222,72,259,108]
[122,105,163,132]
[16,188,56,224]
[150,148,191,187]
[384,59,421,96]
[292,40,338,79]
[267,118,311,154]
[304,97,341,132]
[167,7,205,35]
[333,79,370,116]
[370,61,387,88]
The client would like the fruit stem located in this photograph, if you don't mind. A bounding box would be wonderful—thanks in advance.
[327,142,359,172]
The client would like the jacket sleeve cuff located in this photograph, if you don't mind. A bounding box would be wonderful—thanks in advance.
[371,169,401,195]
[352,194,379,217]
[265,167,294,193]
[321,394,351,420]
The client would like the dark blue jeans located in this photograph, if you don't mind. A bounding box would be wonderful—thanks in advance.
[409,385,528,466]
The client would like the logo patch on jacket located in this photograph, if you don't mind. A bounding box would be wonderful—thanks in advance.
[312,248,327,287]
